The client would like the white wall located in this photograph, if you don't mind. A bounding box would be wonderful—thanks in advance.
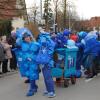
[12,17,25,31]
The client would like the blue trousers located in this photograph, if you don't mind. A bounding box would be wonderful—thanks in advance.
[29,80,38,91]
[42,66,55,93]
[76,51,83,70]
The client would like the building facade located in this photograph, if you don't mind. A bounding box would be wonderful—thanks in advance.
[0,0,26,20]
[79,17,100,31]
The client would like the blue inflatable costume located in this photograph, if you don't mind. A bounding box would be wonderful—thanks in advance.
[14,28,39,96]
[37,32,56,98]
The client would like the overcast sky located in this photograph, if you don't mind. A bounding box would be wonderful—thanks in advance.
[25,0,100,19]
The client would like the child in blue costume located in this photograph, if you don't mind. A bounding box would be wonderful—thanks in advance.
[37,32,56,98]
[15,32,39,96]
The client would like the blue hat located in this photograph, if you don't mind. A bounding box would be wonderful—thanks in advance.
[78,31,87,39]
[63,29,71,36]
[16,27,33,39]
[22,32,31,39]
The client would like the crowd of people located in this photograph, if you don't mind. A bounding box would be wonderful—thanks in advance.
[51,29,100,79]
[0,34,17,74]
[0,27,100,98]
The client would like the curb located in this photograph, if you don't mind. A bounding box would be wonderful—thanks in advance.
[0,71,18,78]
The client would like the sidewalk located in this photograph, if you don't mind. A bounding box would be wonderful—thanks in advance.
[0,70,18,78]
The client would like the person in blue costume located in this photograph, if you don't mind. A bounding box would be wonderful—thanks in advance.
[56,33,67,48]
[77,31,87,43]
[83,31,100,78]
[14,32,39,96]
[76,31,87,71]
[61,29,71,46]
[15,28,34,83]
[51,29,71,48]
[50,32,58,48]
[37,31,56,98]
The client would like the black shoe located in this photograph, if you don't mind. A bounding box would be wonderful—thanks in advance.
[24,79,30,83]
[86,75,94,79]
[0,72,3,74]
[93,73,98,76]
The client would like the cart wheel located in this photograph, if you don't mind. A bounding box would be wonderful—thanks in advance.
[71,77,76,85]
[55,78,62,86]
[64,79,69,88]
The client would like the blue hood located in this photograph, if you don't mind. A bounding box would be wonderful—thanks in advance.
[16,27,33,39]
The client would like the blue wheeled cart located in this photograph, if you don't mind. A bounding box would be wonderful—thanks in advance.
[52,47,78,87]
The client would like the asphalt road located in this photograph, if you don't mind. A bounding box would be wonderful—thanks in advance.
[0,72,100,100]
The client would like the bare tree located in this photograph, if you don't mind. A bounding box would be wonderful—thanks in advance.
[63,0,67,29]
[16,0,29,22]
[58,0,80,30]
[43,0,80,31]
[52,0,61,32]
[29,4,39,24]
